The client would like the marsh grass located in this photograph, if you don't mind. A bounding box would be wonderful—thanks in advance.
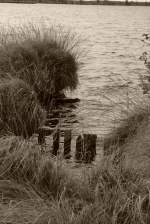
[0,77,46,137]
[103,85,150,155]
[0,135,150,223]
[0,24,80,105]
[103,107,150,154]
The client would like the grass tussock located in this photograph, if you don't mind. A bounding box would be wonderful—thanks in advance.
[0,136,150,223]
[0,24,79,104]
[104,102,150,154]
[0,77,46,137]
[0,24,80,138]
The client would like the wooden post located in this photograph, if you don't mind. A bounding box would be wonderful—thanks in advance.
[64,130,71,158]
[75,135,83,161]
[83,134,97,162]
[38,132,45,145]
[38,126,54,145]
[52,130,60,156]
[75,134,97,162]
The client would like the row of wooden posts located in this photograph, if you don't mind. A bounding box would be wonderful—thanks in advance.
[38,127,97,162]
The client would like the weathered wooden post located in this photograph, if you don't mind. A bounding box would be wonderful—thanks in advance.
[38,131,45,145]
[75,134,97,162]
[64,130,72,158]
[38,126,54,145]
[52,129,60,156]
[75,135,84,161]
[83,134,97,162]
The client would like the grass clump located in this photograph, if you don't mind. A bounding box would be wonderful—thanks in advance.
[0,25,79,105]
[0,24,80,138]
[0,77,46,138]
[103,102,150,155]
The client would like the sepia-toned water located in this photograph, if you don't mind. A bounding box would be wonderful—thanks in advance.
[0,3,150,164]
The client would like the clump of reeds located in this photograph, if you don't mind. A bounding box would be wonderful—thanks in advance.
[0,77,46,138]
[104,108,150,154]
[0,24,79,105]
[103,89,150,154]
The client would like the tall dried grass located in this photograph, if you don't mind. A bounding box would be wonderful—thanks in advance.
[104,103,150,154]
[0,77,46,137]
[0,24,79,105]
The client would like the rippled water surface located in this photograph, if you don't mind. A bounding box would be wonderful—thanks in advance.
[0,3,150,163]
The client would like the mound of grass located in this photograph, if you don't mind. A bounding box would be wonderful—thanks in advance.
[103,103,150,155]
[0,77,46,138]
[0,25,79,105]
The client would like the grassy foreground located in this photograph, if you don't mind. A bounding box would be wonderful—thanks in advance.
[0,136,150,224]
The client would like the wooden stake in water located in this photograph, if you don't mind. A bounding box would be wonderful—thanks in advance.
[75,134,97,162]
[64,130,72,158]
[52,129,60,156]
[38,126,54,145]
[75,135,83,160]
[38,132,45,145]
[83,134,97,162]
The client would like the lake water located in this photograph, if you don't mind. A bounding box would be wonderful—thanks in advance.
[0,3,150,163]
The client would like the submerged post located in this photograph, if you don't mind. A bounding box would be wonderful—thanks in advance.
[83,134,97,162]
[52,129,60,156]
[75,134,97,162]
[75,135,84,161]
[64,130,72,158]
[38,126,54,145]
[38,132,45,145]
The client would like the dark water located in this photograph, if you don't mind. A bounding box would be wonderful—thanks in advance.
[0,3,150,164]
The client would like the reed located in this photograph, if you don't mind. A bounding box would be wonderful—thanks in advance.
[104,106,150,153]
[0,24,79,105]
[0,77,46,138]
